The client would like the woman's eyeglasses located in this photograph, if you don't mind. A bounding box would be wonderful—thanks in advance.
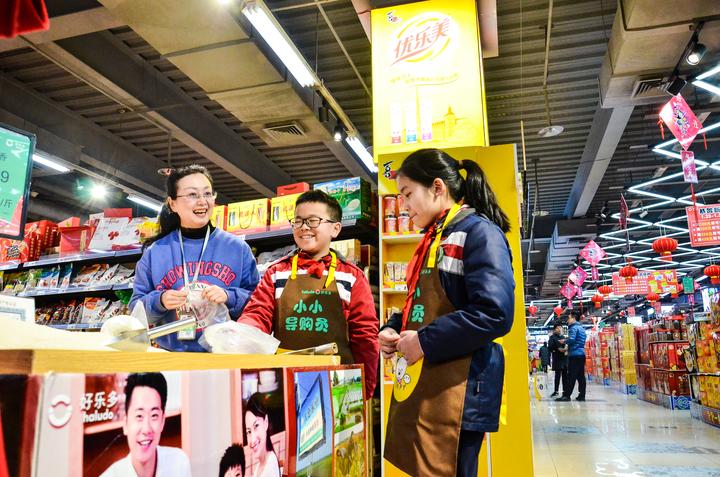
[289,217,337,229]
[176,191,218,202]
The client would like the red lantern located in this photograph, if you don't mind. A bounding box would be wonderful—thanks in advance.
[619,262,638,283]
[646,292,660,303]
[528,305,538,317]
[652,237,678,262]
[591,294,603,309]
[553,306,563,317]
[598,284,613,297]
[704,265,720,285]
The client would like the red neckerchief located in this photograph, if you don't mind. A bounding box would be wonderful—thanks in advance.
[401,209,450,329]
[296,251,333,278]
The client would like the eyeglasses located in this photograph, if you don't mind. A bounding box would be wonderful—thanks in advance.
[289,217,337,229]
[175,191,217,202]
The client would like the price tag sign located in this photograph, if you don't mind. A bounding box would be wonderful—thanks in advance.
[0,123,34,240]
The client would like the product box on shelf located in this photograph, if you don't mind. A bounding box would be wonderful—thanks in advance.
[88,218,129,251]
[331,239,362,265]
[277,182,310,197]
[58,217,81,228]
[314,177,372,221]
[651,369,690,396]
[270,193,302,229]
[226,199,270,234]
[211,205,227,230]
[59,225,95,256]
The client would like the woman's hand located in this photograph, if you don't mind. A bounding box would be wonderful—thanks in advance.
[161,289,188,310]
[397,330,425,365]
[379,328,401,359]
[201,285,229,304]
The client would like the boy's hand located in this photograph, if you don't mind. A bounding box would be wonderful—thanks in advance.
[161,290,188,310]
[379,328,401,359]
[397,330,424,365]
[201,285,228,304]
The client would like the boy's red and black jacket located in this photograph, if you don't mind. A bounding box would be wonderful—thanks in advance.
[383,208,515,432]
[238,249,380,397]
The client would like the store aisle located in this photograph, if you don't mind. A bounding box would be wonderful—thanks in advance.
[532,381,720,477]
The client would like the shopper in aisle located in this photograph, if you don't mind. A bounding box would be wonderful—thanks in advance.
[130,165,259,352]
[238,190,379,398]
[556,311,587,402]
[548,324,568,397]
[539,342,550,372]
[378,148,514,477]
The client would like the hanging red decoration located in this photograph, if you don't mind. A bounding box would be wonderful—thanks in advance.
[528,305,538,317]
[619,261,638,284]
[591,294,604,309]
[652,237,678,262]
[704,265,720,285]
[553,305,563,317]
[598,284,613,297]
[646,292,660,303]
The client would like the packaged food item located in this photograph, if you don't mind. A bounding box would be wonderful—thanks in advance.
[398,216,411,233]
[37,267,59,289]
[270,193,302,229]
[397,194,409,216]
[97,263,119,285]
[110,265,135,285]
[25,269,42,290]
[226,199,270,234]
[82,297,111,324]
[277,182,310,196]
[385,262,396,284]
[72,264,102,287]
[59,264,73,289]
[314,177,372,221]
[384,195,397,218]
[384,217,398,234]
[211,206,228,230]
[393,263,404,284]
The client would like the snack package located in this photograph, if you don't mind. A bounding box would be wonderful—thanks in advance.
[59,264,73,289]
[82,297,111,324]
[199,321,280,354]
[37,266,59,289]
[96,263,119,285]
[25,269,42,291]
[72,264,102,287]
[110,265,135,285]
[185,289,230,330]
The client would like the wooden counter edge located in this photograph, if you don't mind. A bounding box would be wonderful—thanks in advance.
[0,349,341,374]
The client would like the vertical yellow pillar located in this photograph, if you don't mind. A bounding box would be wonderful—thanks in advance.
[371,2,534,476]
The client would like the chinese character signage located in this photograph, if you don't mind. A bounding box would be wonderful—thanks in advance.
[686,204,720,247]
[0,123,34,240]
[647,270,679,295]
[612,271,651,295]
[371,0,488,157]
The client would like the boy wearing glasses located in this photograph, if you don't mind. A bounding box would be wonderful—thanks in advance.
[238,190,379,397]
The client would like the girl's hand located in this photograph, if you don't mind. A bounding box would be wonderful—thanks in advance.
[201,285,229,304]
[379,328,401,359]
[397,330,424,365]
[161,289,188,310]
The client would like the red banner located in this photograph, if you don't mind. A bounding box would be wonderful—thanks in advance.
[620,195,629,229]
[686,204,720,247]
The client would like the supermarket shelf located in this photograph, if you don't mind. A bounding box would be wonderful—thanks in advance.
[382,234,423,244]
[48,323,103,331]
[382,288,407,295]
[690,401,720,429]
[648,340,690,345]
[1,249,143,272]
[16,283,133,298]
[636,387,691,410]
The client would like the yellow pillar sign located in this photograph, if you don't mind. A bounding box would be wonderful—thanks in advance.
[372,1,534,476]
[371,0,489,157]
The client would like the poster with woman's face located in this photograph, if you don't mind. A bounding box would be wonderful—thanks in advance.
[330,368,366,477]
[240,369,286,477]
[294,371,334,477]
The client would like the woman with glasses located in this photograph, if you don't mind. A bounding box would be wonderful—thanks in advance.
[238,190,379,398]
[130,165,260,352]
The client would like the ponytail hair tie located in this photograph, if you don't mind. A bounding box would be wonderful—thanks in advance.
[458,162,467,180]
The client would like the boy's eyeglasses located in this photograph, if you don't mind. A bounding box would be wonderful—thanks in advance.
[176,191,217,202]
[290,217,337,229]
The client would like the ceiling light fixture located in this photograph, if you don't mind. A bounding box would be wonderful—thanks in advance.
[686,43,707,66]
[538,87,564,137]
[241,0,318,88]
[91,183,107,200]
[333,125,346,142]
[345,136,377,173]
[32,153,70,173]
[128,195,162,212]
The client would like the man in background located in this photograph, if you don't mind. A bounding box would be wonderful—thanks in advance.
[555,312,587,402]
[548,325,567,397]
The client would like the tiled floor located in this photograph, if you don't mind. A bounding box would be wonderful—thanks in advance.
[532,379,720,476]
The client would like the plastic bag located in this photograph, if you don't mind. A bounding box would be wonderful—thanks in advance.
[184,289,230,329]
[199,321,280,354]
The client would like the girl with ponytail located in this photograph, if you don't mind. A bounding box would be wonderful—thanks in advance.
[379,148,514,476]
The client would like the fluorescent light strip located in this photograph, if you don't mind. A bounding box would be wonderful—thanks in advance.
[345,136,378,172]
[697,64,720,81]
[33,154,70,173]
[693,80,720,97]
[241,1,318,87]
[128,195,162,212]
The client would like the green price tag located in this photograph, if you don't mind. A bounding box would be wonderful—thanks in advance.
[682,276,694,294]
[0,127,31,224]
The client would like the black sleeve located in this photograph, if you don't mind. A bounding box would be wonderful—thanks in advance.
[380,312,403,333]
